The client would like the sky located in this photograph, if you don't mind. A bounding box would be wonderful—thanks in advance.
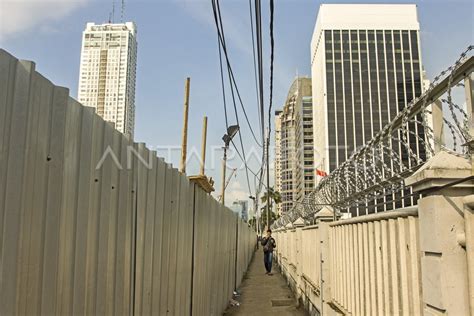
[1,0,473,209]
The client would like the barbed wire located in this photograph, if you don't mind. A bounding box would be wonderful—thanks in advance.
[273,46,473,229]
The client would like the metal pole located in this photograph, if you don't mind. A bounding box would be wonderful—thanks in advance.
[254,197,260,250]
[200,116,208,175]
[464,73,474,175]
[180,77,190,173]
[234,215,239,290]
[255,196,260,236]
[221,145,227,205]
[266,128,270,230]
[257,211,261,236]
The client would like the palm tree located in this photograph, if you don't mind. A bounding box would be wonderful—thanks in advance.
[260,187,282,228]
[261,187,282,205]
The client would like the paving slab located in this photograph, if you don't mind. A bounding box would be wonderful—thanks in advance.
[224,250,307,315]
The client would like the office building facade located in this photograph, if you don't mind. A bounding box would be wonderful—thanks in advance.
[78,22,137,138]
[311,4,426,211]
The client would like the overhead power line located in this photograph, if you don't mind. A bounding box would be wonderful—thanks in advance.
[212,0,260,196]
[213,0,253,195]
[212,0,263,149]
[248,0,264,146]
[254,0,265,141]
[217,35,229,129]
[269,0,275,136]
[247,0,266,210]
[253,0,267,202]
[211,0,275,204]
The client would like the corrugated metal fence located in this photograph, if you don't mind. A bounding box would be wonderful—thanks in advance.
[0,49,255,315]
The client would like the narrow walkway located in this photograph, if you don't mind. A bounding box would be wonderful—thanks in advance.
[224,250,307,315]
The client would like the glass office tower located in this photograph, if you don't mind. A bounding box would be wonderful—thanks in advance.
[311,5,426,213]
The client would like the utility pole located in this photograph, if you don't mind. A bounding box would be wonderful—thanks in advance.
[220,146,228,205]
[266,127,270,230]
[249,195,258,232]
[255,196,260,235]
[218,168,237,202]
[220,125,239,205]
[257,209,260,236]
[180,77,190,173]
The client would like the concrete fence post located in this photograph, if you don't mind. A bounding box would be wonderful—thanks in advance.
[314,206,336,316]
[406,151,474,315]
[293,217,305,301]
[463,195,474,316]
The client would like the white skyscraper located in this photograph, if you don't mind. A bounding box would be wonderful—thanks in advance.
[311,4,426,212]
[78,22,137,138]
[274,111,282,216]
[274,78,314,215]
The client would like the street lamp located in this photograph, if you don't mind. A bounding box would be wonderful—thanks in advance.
[220,125,239,205]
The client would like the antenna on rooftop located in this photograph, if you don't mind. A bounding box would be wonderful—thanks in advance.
[109,0,115,23]
[121,0,125,22]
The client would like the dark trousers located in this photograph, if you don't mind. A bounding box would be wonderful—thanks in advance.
[264,251,273,273]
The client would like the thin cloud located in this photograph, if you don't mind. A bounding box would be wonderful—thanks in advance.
[225,182,249,207]
[175,0,253,55]
[0,0,89,41]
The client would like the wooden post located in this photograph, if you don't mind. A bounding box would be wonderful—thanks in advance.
[180,77,190,173]
[200,116,208,175]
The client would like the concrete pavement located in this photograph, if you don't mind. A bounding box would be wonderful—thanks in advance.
[224,250,307,315]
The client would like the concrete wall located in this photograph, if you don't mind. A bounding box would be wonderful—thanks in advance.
[329,209,422,315]
[275,208,424,315]
[0,49,255,315]
[274,207,440,315]
[275,194,474,316]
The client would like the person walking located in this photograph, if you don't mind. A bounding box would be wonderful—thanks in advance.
[261,229,276,275]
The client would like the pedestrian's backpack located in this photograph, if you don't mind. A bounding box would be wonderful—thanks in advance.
[263,238,273,252]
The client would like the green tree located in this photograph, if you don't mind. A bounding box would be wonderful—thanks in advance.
[260,209,279,229]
